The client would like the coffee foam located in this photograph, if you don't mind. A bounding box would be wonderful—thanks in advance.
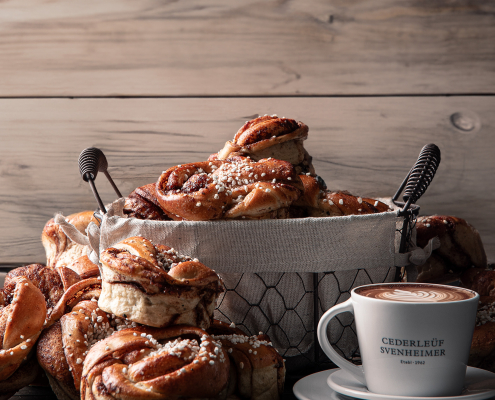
[355,284,475,303]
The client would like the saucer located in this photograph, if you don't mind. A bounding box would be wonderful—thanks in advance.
[293,369,342,400]
[293,368,495,400]
[327,366,495,400]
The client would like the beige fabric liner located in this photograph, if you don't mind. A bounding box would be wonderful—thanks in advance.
[56,200,426,360]
[96,200,400,273]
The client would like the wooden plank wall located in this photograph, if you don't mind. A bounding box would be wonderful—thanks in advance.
[1,0,494,266]
[1,0,494,96]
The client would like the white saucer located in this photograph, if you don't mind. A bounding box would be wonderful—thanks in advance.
[293,369,342,400]
[293,368,495,400]
[327,366,495,400]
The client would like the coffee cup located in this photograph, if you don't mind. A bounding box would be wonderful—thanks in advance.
[317,282,479,397]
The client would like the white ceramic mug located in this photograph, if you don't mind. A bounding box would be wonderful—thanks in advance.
[317,282,479,397]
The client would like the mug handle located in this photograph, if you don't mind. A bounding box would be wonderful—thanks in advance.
[317,298,366,385]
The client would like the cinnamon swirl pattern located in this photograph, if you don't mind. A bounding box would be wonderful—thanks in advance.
[208,321,285,400]
[121,116,391,221]
[231,116,307,151]
[42,211,99,270]
[80,326,230,400]
[215,116,311,173]
[99,236,223,329]
[124,183,170,221]
[2,263,79,311]
[156,157,302,221]
[37,281,139,400]
[0,277,47,382]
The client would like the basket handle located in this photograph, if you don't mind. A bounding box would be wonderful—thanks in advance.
[79,147,122,214]
[392,143,441,215]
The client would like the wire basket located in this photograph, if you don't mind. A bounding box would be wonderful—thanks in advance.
[213,209,417,375]
[76,143,440,381]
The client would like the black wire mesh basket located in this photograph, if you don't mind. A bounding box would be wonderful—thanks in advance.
[213,209,417,375]
[78,143,441,391]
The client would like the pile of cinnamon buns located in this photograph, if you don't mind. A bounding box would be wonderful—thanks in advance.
[1,220,285,400]
[0,115,493,399]
[123,115,390,221]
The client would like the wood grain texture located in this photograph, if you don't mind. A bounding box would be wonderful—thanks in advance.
[0,0,494,97]
[0,97,493,263]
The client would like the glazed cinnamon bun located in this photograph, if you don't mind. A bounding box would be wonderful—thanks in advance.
[80,325,230,400]
[0,277,47,397]
[156,157,302,221]
[98,236,223,329]
[42,211,99,270]
[215,115,313,174]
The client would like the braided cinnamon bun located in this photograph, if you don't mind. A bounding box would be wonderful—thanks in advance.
[0,276,47,396]
[292,174,390,217]
[37,279,137,400]
[80,325,231,400]
[98,236,223,329]
[66,255,100,280]
[2,263,79,311]
[42,210,99,270]
[215,115,313,174]
[156,157,302,221]
[208,321,285,400]
[124,183,170,221]
[416,216,487,283]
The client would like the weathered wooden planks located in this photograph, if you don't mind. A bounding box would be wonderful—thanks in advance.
[0,0,493,97]
[1,97,494,263]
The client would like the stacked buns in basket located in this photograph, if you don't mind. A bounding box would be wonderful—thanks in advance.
[1,115,493,399]
[1,224,285,400]
[123,115,391,222]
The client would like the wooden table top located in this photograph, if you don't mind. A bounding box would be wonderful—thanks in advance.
[2,1,494,398]
[10,376,302,399]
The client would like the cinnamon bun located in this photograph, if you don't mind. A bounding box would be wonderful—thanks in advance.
[416,216,487,283]
[156,157,302,221]
[98,236,223,329]
[42,211,99,270]
[215,115,313,174]
[0,277,47,395]
[208,321,285,400]
[37,280,137,400]
[80,326,230,400]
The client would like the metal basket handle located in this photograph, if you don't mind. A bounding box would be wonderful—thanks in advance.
[393,143,441,215]
[393,144,441,283]
[78,147,122,214]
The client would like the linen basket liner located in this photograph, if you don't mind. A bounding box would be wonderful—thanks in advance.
[97,200,400,272]
[54,199,437,362]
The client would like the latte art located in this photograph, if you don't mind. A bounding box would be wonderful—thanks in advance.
[356,284,475,303]
[374,289,464,302]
